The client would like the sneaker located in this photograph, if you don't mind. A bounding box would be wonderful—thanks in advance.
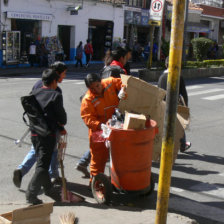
[13,169,22,188]
[51,177,65,185]
[26,196,43,205]
[76,164,90,178]
[180,141,191,152]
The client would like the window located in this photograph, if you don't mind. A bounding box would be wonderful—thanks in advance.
[126,0,144,8]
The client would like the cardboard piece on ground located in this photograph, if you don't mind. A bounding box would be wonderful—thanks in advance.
[123,111,146,130]
[0,203,53,224]
[119,75,190,162]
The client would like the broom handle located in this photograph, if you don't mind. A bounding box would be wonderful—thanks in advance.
[60,159,68,200]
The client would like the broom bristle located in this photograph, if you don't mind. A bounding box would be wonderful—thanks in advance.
[59,212,76,224]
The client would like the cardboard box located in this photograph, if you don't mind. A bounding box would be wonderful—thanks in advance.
[119,75,190,162]
[123,111,146,130]
[0,203,53,224]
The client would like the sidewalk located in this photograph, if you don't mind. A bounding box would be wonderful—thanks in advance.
[0,61,147,77]
[0,63,102,77]
[0,200,198,224]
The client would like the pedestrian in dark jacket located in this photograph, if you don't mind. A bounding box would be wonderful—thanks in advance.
[158,57,191,152]
[26,68,67,205]
[75,41,83,68]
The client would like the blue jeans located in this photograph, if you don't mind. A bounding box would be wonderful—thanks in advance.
[18,145,59,179]
[78,150,91,167]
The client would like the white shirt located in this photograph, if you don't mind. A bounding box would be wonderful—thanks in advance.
[29,45,36,55]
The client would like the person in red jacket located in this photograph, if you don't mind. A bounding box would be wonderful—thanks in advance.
[80,73,123,180]
[84,39,93,67]
[101,47,127,78]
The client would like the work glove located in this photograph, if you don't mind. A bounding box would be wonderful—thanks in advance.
[118,86,127,100]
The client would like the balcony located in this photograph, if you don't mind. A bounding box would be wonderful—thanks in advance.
[98,0,150,8]
[191,0,224,8]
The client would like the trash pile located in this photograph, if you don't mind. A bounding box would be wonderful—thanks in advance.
[99,108,150,140]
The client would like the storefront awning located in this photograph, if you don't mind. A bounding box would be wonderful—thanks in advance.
[186,22,210,33]
[7,11,53,21]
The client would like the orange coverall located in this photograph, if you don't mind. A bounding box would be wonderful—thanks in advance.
[80,77,122,177]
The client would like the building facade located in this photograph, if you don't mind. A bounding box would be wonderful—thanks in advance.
[0,0,125,66]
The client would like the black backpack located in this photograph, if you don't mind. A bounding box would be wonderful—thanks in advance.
[21,94,51,137]
[100,65,124,79]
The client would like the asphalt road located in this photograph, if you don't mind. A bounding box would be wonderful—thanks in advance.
[0,70,223,223]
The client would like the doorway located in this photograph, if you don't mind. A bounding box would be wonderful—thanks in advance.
[11,19,40,55]
[88,19,114,60]
[58,25,71,60]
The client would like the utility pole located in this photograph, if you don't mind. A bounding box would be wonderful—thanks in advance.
[155,0,186,223]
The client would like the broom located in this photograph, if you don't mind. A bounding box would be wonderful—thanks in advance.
[58,134,84,203]
[59,212,78,224]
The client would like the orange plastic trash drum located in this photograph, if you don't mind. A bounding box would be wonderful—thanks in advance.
[108,119,158,191]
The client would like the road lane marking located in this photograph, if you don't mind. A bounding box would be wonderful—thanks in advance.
[170,187,184,193]
[188,88,224,96]
[202,94,224,100]
[169,196,224,223]
[210,76,224,80]
[219,173,224,177]
[186,85,203,90]
[190,182,224,199]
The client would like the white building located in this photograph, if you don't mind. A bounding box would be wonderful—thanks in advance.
[0,0,125,65]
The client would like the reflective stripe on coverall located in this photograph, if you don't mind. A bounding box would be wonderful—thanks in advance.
[80,77,122,177]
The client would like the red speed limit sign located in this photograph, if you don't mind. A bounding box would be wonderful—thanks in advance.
[149,0,165,23]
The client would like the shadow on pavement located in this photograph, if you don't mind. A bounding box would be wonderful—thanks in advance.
[177,151,224,165]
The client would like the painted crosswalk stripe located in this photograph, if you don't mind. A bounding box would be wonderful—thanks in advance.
[186,85,203,90]
[202,94,224,100]
[188,88,224,96]
[210,76,224,80]
[169,196,224,223]
[170,187,184,193]
[190,182,224,199]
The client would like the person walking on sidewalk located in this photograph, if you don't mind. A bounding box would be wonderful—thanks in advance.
[84,39,93,68]
[75,41,83,68]
[13,62,67,188]
[29,41,37,67]
[158,57,191,152]
[26,68,67,205]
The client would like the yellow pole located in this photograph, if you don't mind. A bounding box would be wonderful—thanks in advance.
[155,0,186,224]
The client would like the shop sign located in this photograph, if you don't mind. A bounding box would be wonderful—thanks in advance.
[124,7,149,26]
[7,11,53,21]
[186,24,210,33]
[149,0,165,25]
